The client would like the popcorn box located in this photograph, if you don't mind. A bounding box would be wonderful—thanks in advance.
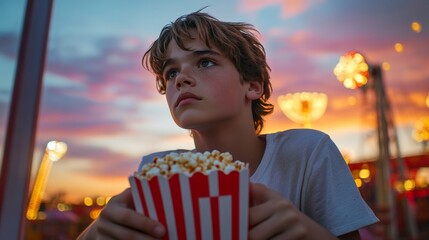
[129,169,249,240]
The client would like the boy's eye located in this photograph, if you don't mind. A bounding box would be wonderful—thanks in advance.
[199,59,215,68]
[164,69,178,81]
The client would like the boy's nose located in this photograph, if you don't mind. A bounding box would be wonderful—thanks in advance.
[175,70,195,89]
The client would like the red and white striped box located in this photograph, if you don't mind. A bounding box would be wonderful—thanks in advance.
[129,169,249,240]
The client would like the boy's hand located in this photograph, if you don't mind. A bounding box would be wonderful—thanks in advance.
[77,188,166,240]
[248,183,308,240]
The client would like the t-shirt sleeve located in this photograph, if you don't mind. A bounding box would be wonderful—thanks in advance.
[302,135,379,236]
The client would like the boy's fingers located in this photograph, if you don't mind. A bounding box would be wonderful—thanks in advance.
[101,204,166,238]
[100,188,166,238]
[249,199,275,227]
[249,183,278,205]
[98,216,161,240]
[109,188,132,205]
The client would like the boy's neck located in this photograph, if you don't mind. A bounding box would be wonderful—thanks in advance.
[191,127,266,175]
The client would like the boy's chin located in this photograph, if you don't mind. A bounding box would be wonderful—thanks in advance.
[173,119,195,130]
[173,114,205,129]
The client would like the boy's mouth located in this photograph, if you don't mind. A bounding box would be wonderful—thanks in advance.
[175,92,202,107]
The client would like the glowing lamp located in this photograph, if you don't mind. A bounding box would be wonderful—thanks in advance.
[278,92,328,128]
[333,51,369,89]
[46,141,68,161]
[26,141,67,220]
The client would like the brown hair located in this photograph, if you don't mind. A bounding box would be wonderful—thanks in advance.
[142,10,273,134]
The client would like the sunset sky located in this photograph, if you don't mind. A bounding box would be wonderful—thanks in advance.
[1,0,428,203]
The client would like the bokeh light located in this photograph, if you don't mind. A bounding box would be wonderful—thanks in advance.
[89,209,102,220]
[413,116,429,143]
[355,178,363,188]
[382,62,391,71]
[96,196,106,206]
[426,92,429,108]
[359,168,371,179]
[394,43,404,53]
[333,51,369,89]
[411,21,422,33]
[404,179,416,191]
[84,197,93,206]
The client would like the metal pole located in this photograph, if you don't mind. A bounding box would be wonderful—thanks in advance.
[373,65,420,239]
[0,0,53,239]
[383,79,419,239]
[372,66,397,239]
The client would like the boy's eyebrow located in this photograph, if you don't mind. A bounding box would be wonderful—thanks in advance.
[192,49,221,57]
[162,49,222,71]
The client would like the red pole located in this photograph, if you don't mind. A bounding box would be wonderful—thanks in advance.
[0,0,53,239]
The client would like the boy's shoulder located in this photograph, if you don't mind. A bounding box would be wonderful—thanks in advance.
[270,128,329,141]
[266,128,333,152]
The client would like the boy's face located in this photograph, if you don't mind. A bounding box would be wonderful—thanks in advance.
[162,33,254,131]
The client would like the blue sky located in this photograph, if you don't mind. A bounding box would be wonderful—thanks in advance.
[1,0,428,202]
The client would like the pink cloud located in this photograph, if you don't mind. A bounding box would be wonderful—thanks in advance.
[239,0,279,12]
[239,0,324,18]
[45,35,158,102]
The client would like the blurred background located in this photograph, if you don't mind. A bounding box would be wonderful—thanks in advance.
[0,0,428,239]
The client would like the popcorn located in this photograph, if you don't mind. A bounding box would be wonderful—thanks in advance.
[129,150,249,240]
[135,150,247,180]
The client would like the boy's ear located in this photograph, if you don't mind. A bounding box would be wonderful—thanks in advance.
[246,80,264,100]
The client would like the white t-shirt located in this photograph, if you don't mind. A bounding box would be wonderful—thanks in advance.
[139,129,379,236]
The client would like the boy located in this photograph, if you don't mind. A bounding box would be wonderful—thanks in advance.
[78,10,378,239]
